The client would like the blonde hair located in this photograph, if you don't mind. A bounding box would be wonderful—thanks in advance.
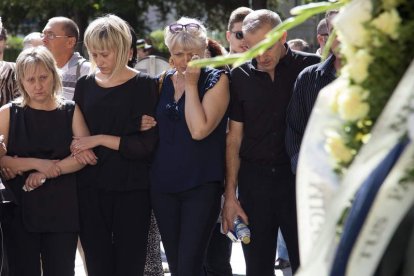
[14,46,63,107]
[84,14,131,78]
[164,17,207,52]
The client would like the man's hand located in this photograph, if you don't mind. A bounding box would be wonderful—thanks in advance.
[222,195,249,233]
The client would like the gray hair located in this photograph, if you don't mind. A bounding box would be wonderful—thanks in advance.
[164,17,207,52]
[23,32,43,49]
[242,9,282,34]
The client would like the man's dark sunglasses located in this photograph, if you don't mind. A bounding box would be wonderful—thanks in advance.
[231,31,244,40]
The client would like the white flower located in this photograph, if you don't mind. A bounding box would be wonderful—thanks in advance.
[325,130,353,163]
[337,85,370,121]
[334,0,373,47]
[327,77,349,113]
[339,41,356,60]
[371,9,401,39]
[341,49,373,84]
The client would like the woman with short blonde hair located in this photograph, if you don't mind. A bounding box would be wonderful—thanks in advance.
[71,14,158,276]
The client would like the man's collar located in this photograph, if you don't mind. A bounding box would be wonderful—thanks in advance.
[249,43,290,72]
[316,53,336,76]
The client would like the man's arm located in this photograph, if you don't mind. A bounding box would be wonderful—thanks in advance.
[222,120,248,232]
[285,71,313,174]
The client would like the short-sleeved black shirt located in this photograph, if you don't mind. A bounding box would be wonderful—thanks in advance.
[229,46,320,166]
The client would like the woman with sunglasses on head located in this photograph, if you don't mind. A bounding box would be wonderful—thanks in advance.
[146,17,229,276]
[70,14,158,276]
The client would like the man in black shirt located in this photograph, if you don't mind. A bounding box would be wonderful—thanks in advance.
[286,10,340,174]
[222,9,320,275]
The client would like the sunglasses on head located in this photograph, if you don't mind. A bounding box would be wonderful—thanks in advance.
[164,102,180,121]
[231,31,244,40]
[169,23,201,34]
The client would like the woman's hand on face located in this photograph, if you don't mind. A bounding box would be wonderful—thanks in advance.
[140,115,157,131]
[71,136,100,155]
[185,55,201,87]
[24,172,46,192]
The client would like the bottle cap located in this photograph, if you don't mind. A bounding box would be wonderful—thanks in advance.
[241,236,251,244]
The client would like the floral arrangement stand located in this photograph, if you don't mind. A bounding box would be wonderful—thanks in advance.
[296,0,414,275]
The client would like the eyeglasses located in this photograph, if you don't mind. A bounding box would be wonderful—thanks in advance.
[169,23,201,34]
[41,33,73,40]
[231,31,244,40]
[164,102,180,121]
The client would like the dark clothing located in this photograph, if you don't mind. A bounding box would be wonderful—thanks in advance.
[151,182,222,276]
[330,140,408,276]
[150,68,227,193]
[150,67,227,276]
[74,73,158,191]
[375,204,414,276]
[229,46,319,275]
[5,101,78,276]
[286,54,337,173]
[229,46,320,166]
[78,188,151,276]
[8,209,78,276]
[205,223,233,276]
[238,161,298,275]
[74,73,158,276]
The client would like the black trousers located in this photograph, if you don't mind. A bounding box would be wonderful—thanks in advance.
[204,223,233,276]
[6,205,77,276]
[238,161,299,275]
[78,188,151,276]
[152,182,222,276]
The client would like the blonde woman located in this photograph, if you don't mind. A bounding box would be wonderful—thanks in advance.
[70,14,158,276]
[146,17,230,275]
[0,46,93,276]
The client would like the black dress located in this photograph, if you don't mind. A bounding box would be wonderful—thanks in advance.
[74,73,158,276]
[5,101,79,276]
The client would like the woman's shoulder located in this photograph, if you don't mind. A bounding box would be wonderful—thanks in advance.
[201,67,228,91]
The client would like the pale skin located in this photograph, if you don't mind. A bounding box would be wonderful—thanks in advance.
[0,63,93,191]
[222,26,287,233]
[141,45,230,141]
[70,48,140,155]
[42,20,77,68]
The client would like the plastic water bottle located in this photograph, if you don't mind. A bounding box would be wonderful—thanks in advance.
[234,217,251,244]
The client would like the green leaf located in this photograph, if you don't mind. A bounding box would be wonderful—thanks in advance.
[190,0,347,68]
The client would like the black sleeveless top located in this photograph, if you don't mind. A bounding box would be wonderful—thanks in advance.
[6,101,78,232]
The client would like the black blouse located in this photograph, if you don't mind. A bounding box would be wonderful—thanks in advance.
[74,73,158,191]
